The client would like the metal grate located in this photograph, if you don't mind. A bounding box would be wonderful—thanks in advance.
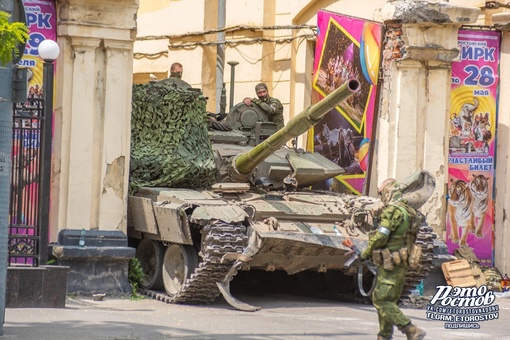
[9,99,44,266]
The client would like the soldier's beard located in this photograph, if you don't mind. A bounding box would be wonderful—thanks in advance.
[257,95,268,101]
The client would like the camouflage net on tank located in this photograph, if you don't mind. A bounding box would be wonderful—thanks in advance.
[130,82,217,194]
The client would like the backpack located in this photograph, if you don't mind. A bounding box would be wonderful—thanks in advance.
[389,202,425,270]
[390,202,425,235]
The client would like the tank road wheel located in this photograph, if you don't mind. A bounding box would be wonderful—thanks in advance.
[136,239,164,290]
[162,244,199,297]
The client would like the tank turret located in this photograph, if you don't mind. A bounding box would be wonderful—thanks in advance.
[209,79,360,190]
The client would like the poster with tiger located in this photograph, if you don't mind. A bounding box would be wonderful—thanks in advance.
[446,29,499,266]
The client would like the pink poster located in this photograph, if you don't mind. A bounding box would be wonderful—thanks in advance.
[447,29,499,266]
[309,10,381,195]
[10,1,56,264]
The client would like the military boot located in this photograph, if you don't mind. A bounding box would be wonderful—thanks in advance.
[398,323,426,340]
[377,334,392,340]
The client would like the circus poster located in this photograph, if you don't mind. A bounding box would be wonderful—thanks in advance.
[309,10,381,195]
[446,29,499,266]
[20,0,57,96]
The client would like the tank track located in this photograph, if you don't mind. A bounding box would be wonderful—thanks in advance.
[141,221,247,305]
[401,222,437,298]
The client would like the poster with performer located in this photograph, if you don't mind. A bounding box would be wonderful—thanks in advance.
[309,10,381,195]
[446,29,499,266]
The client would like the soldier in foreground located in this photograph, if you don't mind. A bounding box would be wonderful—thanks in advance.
[360,178,427,340]
[243,82,284,129]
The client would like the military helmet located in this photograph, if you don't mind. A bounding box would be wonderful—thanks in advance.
[378,178,402,204]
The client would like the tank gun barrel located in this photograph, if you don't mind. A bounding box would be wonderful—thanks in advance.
[230,79,360,181]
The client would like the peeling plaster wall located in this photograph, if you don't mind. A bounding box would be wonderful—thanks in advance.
[103,157,125,199]
[376,2,480,238]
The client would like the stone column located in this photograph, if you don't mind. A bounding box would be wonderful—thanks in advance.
[490,13,510,274]
[100,39,133,229]
[63,37,100,230]
[377,1,480,233]
[49,0,139,295]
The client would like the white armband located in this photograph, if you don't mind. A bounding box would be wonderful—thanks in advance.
[378,226,391,236]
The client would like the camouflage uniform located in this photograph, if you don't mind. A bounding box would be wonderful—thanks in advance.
[360,179,426,340]
[252,96,284,130]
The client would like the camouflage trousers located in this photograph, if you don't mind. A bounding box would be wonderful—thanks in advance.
[372,265,410,338]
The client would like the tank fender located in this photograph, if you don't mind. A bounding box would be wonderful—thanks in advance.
[153,202,193,245]
[128,196,158,235]
[190,205,249,225]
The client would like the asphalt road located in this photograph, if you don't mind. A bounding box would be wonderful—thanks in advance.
[4,291,510,340]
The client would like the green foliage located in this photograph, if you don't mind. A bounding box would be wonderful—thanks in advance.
[0,11,29,66]
[128,257,146,300]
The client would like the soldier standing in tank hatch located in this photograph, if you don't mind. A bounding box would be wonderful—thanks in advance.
[360,178,427,340]
[243,83,284,129]
[158,62,192,90]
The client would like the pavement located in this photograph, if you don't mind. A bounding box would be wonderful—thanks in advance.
[3,291,510,340]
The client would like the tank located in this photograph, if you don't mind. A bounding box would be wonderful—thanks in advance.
[127,79,437,311]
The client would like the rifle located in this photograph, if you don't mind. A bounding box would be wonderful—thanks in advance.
[342,238,377,272]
